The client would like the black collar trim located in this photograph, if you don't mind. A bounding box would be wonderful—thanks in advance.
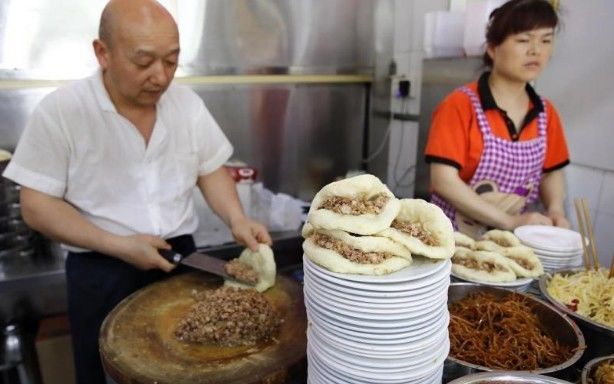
[477,72,544,140]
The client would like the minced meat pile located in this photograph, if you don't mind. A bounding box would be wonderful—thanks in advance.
[224,259,259,285]
[312,232,391,264]
[175,287,281,347]
[391,219,437,246]
[319,193,389,215]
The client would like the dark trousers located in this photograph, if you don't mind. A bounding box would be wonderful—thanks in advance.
[65,235,196,384]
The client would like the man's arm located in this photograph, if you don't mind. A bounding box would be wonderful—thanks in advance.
[196,167,272,250]
[430,163,553,230]
[20,187,174,271]
[539,169,570,228]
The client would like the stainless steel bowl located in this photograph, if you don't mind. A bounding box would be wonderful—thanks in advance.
[539,269,614,336]
[582,354,614,384]
[539,269,613,365]
[446,283,585,378]
[448,371,574,383]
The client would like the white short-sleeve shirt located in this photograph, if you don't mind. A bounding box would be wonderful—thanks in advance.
[3,70,233,251]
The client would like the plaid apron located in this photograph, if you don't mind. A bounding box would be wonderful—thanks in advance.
[431,86,547,235]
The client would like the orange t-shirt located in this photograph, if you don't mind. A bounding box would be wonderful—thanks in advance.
[424,76,569,183]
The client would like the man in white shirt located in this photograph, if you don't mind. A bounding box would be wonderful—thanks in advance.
[2,1,271,383]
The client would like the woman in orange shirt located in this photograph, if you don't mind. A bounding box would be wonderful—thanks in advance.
[425,0,570,238]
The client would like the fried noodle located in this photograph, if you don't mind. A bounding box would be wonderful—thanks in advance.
[449,292,575,370]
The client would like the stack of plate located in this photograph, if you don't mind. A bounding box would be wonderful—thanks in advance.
[514,225,584,273]
[303,255,450,384]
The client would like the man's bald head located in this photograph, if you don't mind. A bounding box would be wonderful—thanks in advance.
[98,0,177,48]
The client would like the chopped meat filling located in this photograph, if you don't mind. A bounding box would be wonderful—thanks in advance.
[391,219,438,246]
[452,255,508,273]
[312,233,391,264]
[224,259,259,285]
[319,193,389,215]
[175,287,280,347]
[507,256,533,270]
[492,238,513,247]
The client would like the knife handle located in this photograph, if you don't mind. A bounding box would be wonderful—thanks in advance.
[159,249,183,264]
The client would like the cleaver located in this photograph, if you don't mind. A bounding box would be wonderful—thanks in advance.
[159,249,256,286]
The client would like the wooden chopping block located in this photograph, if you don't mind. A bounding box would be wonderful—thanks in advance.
[100,272,307,384]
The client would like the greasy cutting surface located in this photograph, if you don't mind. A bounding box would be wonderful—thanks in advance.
[100,273,307,384]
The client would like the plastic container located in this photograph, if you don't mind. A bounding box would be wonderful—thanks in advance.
[463,0,506,57]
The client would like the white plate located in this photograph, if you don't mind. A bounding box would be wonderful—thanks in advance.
[305,285,448,317]
[304,267,450,301]
[309,348,444,384]
[304,274,450,307]
[305,254,450,283]
[304,255,451,291]
[305,287,448,319]
[309,323,448,357]
[532,246,584,257]
[305,295,447,331]
[303,266,450,298]
[308,329,450,381]
[308,309,450,344]
[305,293,447,328]
[308,349,372,384]
[536,252,583,262]
[450,270,533,287]
[514,225,583,252]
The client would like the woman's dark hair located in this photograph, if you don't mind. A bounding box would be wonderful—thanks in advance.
[483,0,559,67]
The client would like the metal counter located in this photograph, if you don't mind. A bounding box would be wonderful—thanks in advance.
[0,231,304,325]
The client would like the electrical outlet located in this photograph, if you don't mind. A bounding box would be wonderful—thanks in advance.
[390,75,410,99]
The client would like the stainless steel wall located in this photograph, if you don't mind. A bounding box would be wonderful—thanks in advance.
[0,0,394,199]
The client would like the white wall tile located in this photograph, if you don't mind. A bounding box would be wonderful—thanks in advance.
[593,211,614,267]
[564,164,604,228]
[394,0,413,54]
[387,121,419,197]
[597,171,614,215]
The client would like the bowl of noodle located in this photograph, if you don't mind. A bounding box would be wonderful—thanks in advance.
[446,283,585,381]
[582,355,614,384]
[539,268,614,336]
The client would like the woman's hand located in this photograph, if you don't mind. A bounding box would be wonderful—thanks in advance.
[547,210,571,228]
[230,216,272,251]
[508,211,553,229]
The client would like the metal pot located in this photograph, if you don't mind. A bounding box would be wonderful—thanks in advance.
[581,354,614,384]
[447,371,574,383]
[445,283,585,382]
[539,270,614,365]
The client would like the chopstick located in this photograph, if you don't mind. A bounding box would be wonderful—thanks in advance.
[574,198,591,271]
[609,253,614,279]
[580,198,600,271]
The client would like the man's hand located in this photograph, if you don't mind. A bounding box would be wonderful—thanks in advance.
[115,234,176,272]
[230,216,272,251]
